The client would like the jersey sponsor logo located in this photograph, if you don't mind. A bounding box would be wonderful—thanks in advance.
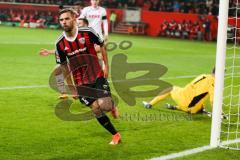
[79,37,85,44]
[64,46,69,50]
[88,15,101,19]
[67,47,87,56]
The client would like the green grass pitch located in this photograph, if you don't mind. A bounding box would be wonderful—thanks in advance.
[0,26,239,160]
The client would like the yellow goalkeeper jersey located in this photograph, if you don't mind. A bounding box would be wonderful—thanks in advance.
[171,74,215,110]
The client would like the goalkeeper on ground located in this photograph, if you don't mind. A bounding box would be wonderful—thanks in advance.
[143,68,215,114]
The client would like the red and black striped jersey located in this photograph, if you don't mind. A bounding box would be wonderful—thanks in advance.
[55,27,104,86]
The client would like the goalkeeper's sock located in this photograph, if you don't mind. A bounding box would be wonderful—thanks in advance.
[143,101,152,109]
[165,103,177,110]
[97,115,117,135]
[55,73,66,94]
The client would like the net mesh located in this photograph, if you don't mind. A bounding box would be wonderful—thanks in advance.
[220,0,240,150]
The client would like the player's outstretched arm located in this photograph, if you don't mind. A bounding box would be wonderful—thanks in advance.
[39,48,56,56]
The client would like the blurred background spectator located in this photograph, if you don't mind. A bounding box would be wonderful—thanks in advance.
[158,17,212,41]
[0,0,221,15]
[1,0,236,41]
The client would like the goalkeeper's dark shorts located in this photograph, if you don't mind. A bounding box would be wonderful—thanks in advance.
[77,77,111,106]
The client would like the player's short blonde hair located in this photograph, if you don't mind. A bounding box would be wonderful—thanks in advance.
[59,8,77,17]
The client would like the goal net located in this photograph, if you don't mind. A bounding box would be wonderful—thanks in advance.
[211,0,240,150]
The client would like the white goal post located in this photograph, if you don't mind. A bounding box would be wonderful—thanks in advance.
[210,0,229,147]
[211,0,240,149]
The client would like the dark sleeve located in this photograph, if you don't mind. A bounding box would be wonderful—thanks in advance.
[55,43,67,64]
[88,29,104,46]
[102,9,107,20]
[102,15,107,20]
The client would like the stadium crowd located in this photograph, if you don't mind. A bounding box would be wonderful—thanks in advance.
[159,17,214,41]
[2,0,239,16]
[1,0,236,41]
[0,0,222,16]
[0,9,58,27]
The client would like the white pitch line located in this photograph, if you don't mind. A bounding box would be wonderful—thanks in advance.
[0,85,48,90]
[162,75,196,80]
[149,145,213,160]
[0,41,214,54]
[0,41,54,45]
[0,75,197,91]
[149,138,240,160]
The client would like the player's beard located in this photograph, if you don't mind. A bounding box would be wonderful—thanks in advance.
[64,27,72,32]
[62,23,74,32]
[63,25,73,32]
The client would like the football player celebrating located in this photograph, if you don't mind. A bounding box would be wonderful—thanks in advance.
[79,0,109,68]
[55,8,120,145]
[39,18,88,99]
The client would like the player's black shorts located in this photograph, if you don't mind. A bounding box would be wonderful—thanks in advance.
[77,77,111,106]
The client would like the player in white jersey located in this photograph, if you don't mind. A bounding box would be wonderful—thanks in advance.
[79,0,109,69]
[79,0,108,41]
